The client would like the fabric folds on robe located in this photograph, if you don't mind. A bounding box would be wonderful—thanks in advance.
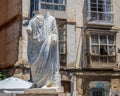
[26,13,61,87]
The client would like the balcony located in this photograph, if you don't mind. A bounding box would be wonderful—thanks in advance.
[85,33,117,69]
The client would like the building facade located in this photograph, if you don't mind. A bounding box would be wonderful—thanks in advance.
[18,0,120,96]
[0,0,22,78]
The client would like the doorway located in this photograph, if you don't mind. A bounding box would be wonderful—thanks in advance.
[90,88,105,96]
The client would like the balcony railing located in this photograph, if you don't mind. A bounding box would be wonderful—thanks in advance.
[87,11,114,25]
[87,55,117,69]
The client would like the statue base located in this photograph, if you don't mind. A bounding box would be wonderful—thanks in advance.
[24,86,64,94]
[0,87,71,96]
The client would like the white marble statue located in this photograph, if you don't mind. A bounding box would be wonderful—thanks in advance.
[26,12,61,88]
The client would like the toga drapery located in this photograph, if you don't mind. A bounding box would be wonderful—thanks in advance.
[26,13,61,87]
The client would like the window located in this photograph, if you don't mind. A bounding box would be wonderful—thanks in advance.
[40,0,66,11]
[87,0,113,23]
[31,0,66,17]
[57,19,67,66]
[35,0,39,10]
[88,34,116,67]
[30,0,39,17]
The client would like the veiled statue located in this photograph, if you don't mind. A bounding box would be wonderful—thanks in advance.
[26,12,61,88]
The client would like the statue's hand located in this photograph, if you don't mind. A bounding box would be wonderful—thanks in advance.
[26,25,32,34]
[51,34,57,44]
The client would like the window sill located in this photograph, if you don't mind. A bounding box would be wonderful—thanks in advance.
[87,20,114,26]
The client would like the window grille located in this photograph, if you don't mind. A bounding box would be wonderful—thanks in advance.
[87,0,113,23]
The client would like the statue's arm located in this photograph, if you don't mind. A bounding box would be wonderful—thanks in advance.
[51,18,58,43]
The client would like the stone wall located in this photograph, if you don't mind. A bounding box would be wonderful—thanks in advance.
[111,78,120,95]
[22,0,30,18]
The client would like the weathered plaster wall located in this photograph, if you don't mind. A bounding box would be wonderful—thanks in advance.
[22,0,30,18]
[112,0,120,29]
[111,78,120,95]
[75,0,84,27]
[75,28,83,68]
[113,0,120,68]
[67,24,76,68]
[18,0,30,65]
[116,32,120,68]
[66,0,76,22]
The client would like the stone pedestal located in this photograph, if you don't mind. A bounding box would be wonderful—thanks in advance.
[24,87,64,94]
[21,87,70,96]
[0,87,70,96]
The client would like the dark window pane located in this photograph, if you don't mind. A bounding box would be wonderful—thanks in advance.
[92,91,102,96]
[98,0,104,4]
[35,0,39,10]
[93,90,103,96]
[100,35,107,44]
[91,3,97,8]
[54,5,65,11]
[91,35,98,44]
[54,0,65,4]
[91,7,97,11]
[100,46,108,55]
[98,13,105,20]
[41,3,47,9]
[59,29,66,35]
[47,4,53,9]
[91,12,97,20]
[91,0,97,3]
[60,54,66,66]
[41,4,53,9]
[41,0,52,2]
[98,5,105,12]
[108,36,115,44]
[31,0,35,17]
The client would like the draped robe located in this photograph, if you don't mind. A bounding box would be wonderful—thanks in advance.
[26,13,61,87]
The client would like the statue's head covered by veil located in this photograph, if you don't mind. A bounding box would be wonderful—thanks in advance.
[26,12,61,88]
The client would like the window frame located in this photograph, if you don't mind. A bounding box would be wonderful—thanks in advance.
[40,0,66,11]
[87,0,113,23]
[87,34,116,67]
[90,34,116,56]
[57,19,67,66]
